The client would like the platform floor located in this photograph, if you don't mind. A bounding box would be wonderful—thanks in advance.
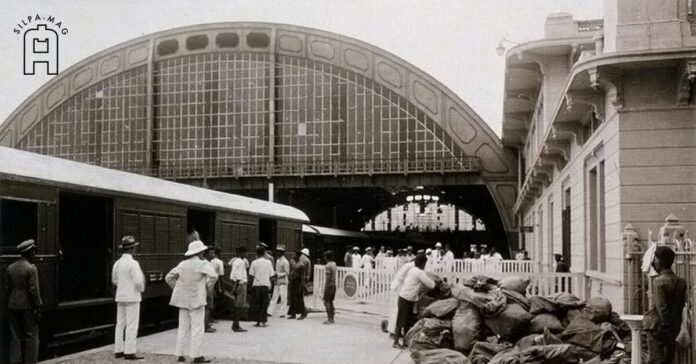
[42,309,412,364]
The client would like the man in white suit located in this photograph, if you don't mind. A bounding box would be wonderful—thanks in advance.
[166,240,218,364]
[112,236,146,361]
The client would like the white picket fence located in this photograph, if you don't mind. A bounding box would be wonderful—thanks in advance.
[313,265,586,314]
[373,257,535,273]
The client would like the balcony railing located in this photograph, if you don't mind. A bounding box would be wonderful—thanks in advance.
[123,157,481,179]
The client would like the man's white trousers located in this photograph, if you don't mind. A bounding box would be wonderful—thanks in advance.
[115,302,140,355]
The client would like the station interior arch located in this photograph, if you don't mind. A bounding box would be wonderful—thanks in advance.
[0,23,519,255]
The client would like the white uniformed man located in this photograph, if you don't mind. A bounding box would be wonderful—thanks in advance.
[267,244,290,318]
[361,247,374,269]
[112,236,146,361]
[351,247,362,269]
[166,240,218,364]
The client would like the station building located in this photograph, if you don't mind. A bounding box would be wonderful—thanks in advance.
[502,0,696,312]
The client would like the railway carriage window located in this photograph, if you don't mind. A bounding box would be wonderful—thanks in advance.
[0,199,38,252]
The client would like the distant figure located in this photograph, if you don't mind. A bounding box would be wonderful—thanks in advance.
[405,246,415,261]
[554,254,569,273]
[396,249,407,266]
[203,248,217,333]
[228,247,249,333]
[523,250,531,260]
[187,228,201,244]
[488,247,503,261]
[376,246,386,259]
[166,240,217,364]
[515,249,525,261]
[424,248,434,272]
[323,250,337,325]
[249,246,275,327]
[351,247,362,269]
[267,244,289,318]
[112,236,146,360]
[361,247,374,269]
[287,251,306,319]
[343,248,353,267]
[258,242,275,266]
[643,246,687,364]
[4,239,41,364]
[299,248,312,319]
[388,259,415,336]
[209,247,225,319]
[393,254,436,349]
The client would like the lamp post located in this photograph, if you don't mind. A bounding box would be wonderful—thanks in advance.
[496,37,521,56]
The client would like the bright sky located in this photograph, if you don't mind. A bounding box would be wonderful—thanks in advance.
[0,0,603,137]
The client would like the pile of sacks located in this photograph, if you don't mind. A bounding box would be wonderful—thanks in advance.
[405,275,632,364]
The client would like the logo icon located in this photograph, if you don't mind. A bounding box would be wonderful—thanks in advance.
[24,24,59,75]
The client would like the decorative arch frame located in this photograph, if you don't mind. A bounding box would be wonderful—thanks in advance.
[0,22,517,237]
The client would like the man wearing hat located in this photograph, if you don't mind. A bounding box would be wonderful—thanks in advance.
[405,246,415,261]
[257,242,275,266]
[644,246,687,364]
[267,244,289,318]
[112,236,146,360]
[166,240,218,364]
[5,239,41,364]
[298,248,312,319]
[351,247,362,269]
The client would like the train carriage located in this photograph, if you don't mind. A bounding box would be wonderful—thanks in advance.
[0,147,308,361]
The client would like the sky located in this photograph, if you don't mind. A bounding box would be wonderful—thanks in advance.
[0,0,604,137]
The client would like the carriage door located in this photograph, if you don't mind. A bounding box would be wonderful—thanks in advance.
[187,209,215,245]
[259,219,276,249]
[58,192,113,301]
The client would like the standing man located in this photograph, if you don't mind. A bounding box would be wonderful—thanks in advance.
[351,247,362,269]
[387,257,415,337]
[112,236,146,360]
[322,250,337,325]
[554,254,569,273]
[515,249,525,261]
[298,248,312,319]
[643,246,687,364]
[249,246,275,327]
[4,239,41,364]
[488,247,503,261]
[361,247,374,269]
[258,242,275,266]
[203,248,218,333]
[287,252,306,319]
[393,254,436,348]
[228,247,249,333]
[405,246,415,261]
[343,248,353,268]
[166,240,217,364]
[209,247,225,320]
[267,245,289,318]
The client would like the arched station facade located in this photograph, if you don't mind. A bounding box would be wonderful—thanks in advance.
[0,23,519,253]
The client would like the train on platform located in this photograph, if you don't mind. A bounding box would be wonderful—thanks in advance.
[0,147,309,361]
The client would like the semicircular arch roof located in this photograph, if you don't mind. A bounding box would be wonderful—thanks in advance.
[0,22,513,176]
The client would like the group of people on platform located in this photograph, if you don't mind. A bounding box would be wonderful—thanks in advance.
[3,236,685,364]
[342,242,508,273]
[2,234,335,364]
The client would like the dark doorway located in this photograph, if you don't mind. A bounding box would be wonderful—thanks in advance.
[187,209,215,245]
[562,187,571,268]
[0,199,38,252]
[58,193,113,302]
[259,219,276,248]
